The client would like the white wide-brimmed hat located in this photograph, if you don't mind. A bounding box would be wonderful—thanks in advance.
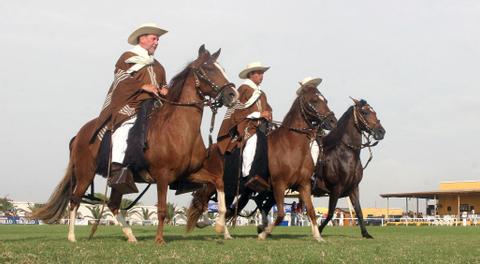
[296,77,323,95]
[127,23,168,45]
[238,61,270,79]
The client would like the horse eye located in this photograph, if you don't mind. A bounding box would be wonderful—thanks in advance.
[362,111,369,116]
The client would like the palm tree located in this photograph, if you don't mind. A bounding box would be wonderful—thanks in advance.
[85,205,112,224]
[165,202,182,225]
[133,208,156,225]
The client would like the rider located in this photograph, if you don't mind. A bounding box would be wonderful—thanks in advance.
[217,61,272,192]
[90,23,169,189]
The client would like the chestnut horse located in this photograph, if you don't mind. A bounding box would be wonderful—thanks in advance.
[313,98,385,238]
[33,45,239,244]
[187,84,337,241]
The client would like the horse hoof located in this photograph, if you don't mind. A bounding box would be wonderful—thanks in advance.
[68,238,76,243]
[363,234,374,239]
[214,224,225,234]
[315,237,326,243]
[155,238,166,245]
[256,225,265,234]
[224,234,233,240]
[128,237,138,243]
[258,232,268,240]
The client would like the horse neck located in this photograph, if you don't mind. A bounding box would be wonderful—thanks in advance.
[152,74,204,138]
[279,104,312,144]
[341,111,362,148]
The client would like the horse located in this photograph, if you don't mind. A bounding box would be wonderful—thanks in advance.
[314,98,385,238]
[33,45,239,244]
[187,84,337,241]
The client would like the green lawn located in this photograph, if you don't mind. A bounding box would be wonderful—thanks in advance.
[0,225,479,263]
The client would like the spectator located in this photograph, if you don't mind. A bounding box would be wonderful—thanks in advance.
[290,201,297,226]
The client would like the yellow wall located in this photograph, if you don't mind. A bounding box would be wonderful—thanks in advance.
[438,194,480,215]
[440,181,480,191]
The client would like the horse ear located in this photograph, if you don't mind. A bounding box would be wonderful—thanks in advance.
[198,44,206,57]
[192,49,210,68]
[349,96,360,105]
[211,48,221,61]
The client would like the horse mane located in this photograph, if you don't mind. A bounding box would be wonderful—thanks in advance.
[323,99,367,150]
[281,97,301,127]
[167,62,193,102]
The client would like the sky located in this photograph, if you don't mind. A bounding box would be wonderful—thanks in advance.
[1,0,479,211]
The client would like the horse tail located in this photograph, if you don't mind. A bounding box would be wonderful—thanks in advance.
[32,156,75,223]
[186,184,213,232]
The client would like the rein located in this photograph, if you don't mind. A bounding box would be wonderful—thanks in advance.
[155,66,234,147]
[342,106,379,169]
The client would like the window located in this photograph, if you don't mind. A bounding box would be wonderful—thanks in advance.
[460,204,470,212]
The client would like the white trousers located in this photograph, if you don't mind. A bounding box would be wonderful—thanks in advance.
[310,140,319,166]
[111,117,137,164]
[242,134,257,177]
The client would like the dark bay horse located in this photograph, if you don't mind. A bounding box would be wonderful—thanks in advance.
[187,84,337,241]
[314,98,385,238]
[33,45,239,244]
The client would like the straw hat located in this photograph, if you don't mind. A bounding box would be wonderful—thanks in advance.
[127,23,168,45]
[296,77,323,95]
[238,61,270,79]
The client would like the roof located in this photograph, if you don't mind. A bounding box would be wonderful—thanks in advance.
[380,189,480,199]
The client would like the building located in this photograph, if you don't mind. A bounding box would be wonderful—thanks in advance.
[380,180,480,218]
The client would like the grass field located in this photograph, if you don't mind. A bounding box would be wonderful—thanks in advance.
[1,225,479,263]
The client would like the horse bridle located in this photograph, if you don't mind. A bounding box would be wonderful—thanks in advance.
[344,104,380,169]
[299,95,334,130]
[193,67,235,108]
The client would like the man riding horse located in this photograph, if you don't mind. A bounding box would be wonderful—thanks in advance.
[90,23,169,191]
[217,61,273,192]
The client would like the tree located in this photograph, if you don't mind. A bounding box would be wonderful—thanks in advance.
[165,202,182,225]
[0,196,13,212]
[85,205,112,222]
[133,207,156,224]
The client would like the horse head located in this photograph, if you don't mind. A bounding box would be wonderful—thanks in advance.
[350,97,386,140]
[191,45,239,107]
[297,85,337,130]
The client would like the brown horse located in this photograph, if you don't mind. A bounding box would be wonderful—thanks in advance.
[314,98,385,238]
[33,45,239,244]
[187,84,337,241]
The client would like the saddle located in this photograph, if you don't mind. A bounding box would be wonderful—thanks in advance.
[95,99,159,186]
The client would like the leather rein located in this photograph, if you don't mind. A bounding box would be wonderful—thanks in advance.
[341,105,380,169]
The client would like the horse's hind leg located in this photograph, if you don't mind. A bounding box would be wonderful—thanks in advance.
[349,186,373,239]
[108,189,137,243]
[67,204,79,242]
[259,184,286,240]
[69,162,95,242]
[298,185,324,242]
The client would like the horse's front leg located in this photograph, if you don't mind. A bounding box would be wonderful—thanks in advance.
[349,186,373,239]
[155,178,169,245]
[298,184,324,242]
[214,178,232,239]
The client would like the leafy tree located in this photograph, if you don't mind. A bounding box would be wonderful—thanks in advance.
[85,205,112,221]
[133,207,156,224]
[0,196,13,212]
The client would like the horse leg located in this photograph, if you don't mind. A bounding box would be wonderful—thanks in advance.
[108,189,137,243]
[155,178,169,245]
[318,195,339,234]
[259,184,286,240]
[298,185,324,242]
[214,178,232,239]
[257,194,275,234]
[68,163,95,242]
[67,203,79,242]
[349,186,373,239]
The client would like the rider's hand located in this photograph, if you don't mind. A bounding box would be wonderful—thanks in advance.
[261,111,272,121]
[141,84,159,96]
[159,87,169,96]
